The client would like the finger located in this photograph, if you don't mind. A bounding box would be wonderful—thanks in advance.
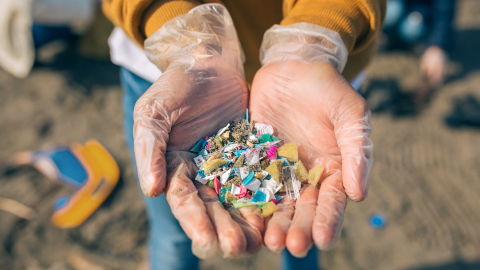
[312,171,347,250]
[238,206,264,233]
[264,195,295,253]
[226,205,263,255]
[334,104,373,201]
[133,97,171,197]
[164,156,218,259]
[285,186,319,258]
[195,183,247,258]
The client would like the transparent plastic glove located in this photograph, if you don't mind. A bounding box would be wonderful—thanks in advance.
[250,23,373,256]
[133,4,262,258]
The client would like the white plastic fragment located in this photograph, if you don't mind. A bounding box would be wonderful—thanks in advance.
[216,123,230,137]
[245,148,261,166]
[254,123,274,135]
[231,184,241,195]
[262,178,283,193]
[224,143,241,152]
[283,166,300,200]
[220,169,231,184]
[193,155,205,169]
[195,174,208,185]
[258,187,272,202]
[244,179,262,191]
[239,167,250,180]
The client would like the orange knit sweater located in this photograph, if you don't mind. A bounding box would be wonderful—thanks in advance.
[102,0,387,82]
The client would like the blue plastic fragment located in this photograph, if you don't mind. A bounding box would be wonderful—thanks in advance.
[280,157,290,166]
[246,108,249,122]
[242,171,255,186]
[190,139,205,152]
[202,140,208,148]
[234,150,246,157]
[254,144,264,150]
[251,190,266,202]
[274,195,284,202]
[219,187,231,203]
[233,168,241,177]
[369,213,386,229]
[198,149,208,156]
[196,170,205,178]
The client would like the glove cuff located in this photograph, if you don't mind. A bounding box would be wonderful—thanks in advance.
[144,4,245,75]
[260,23,348,72]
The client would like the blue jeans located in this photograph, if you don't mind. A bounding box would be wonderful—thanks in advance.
[120,67,319,270]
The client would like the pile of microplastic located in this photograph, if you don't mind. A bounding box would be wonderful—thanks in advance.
[190,118,324,217]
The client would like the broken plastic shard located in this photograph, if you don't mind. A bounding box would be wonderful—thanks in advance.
[219,187,231,203]
[243,178,261,191]
[220,168,231,184]
[193,155,205,169]
[282,166,300,200]
[216,123,230,137]
[195,173,208,185]
[254,123,274,135]
[231,184,241,195]
[251,189,267,202]
[190,139,205,152]
[245,148,261,165]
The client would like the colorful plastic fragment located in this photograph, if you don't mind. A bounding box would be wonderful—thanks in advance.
[214,176,220,194]
[189,117,326,218]
[308,164,325,188]
[251,189,267,202]
[295,160,309,183]
[267,145,278,159]
[265,159,283,186]
[203,158,228,173]
[277,142,299,162]
[261,202,278,218]
[283,166,300,200]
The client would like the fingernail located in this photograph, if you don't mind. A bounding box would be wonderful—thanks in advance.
[291,250,309,258]
[267,245,285,254]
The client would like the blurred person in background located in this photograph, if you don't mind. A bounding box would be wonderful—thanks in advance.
[377,0,456,105]
[0,0,98,78]
[104,1,385,269]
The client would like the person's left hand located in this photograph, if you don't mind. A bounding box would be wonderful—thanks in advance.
[250,60,373,257]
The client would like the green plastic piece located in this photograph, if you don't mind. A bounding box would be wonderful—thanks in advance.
[231,201,269,209]
[208,180,215,189]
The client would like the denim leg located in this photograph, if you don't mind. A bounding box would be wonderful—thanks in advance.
[282,246,319,270]
[120,67,199,270]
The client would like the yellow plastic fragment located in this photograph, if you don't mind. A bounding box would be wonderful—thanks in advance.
[203,159,228,174]
[261,202,278,217]
[277,142,298,162]
[295,160,309,183]
[265,159,283,186]
[308,164,325,188]
[254,172,263,179]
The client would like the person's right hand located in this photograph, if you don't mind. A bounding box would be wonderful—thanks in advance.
[133,4,263,259]
[420,45,447,87]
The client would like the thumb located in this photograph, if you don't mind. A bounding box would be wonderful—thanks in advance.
[133,95,172,197]
[333,95,373,202]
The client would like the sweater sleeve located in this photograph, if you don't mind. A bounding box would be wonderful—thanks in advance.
[281,0,387,54]
[102,0,201,47]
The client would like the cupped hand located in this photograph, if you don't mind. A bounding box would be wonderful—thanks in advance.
[250,60,373,256]
[132,4,264,259]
